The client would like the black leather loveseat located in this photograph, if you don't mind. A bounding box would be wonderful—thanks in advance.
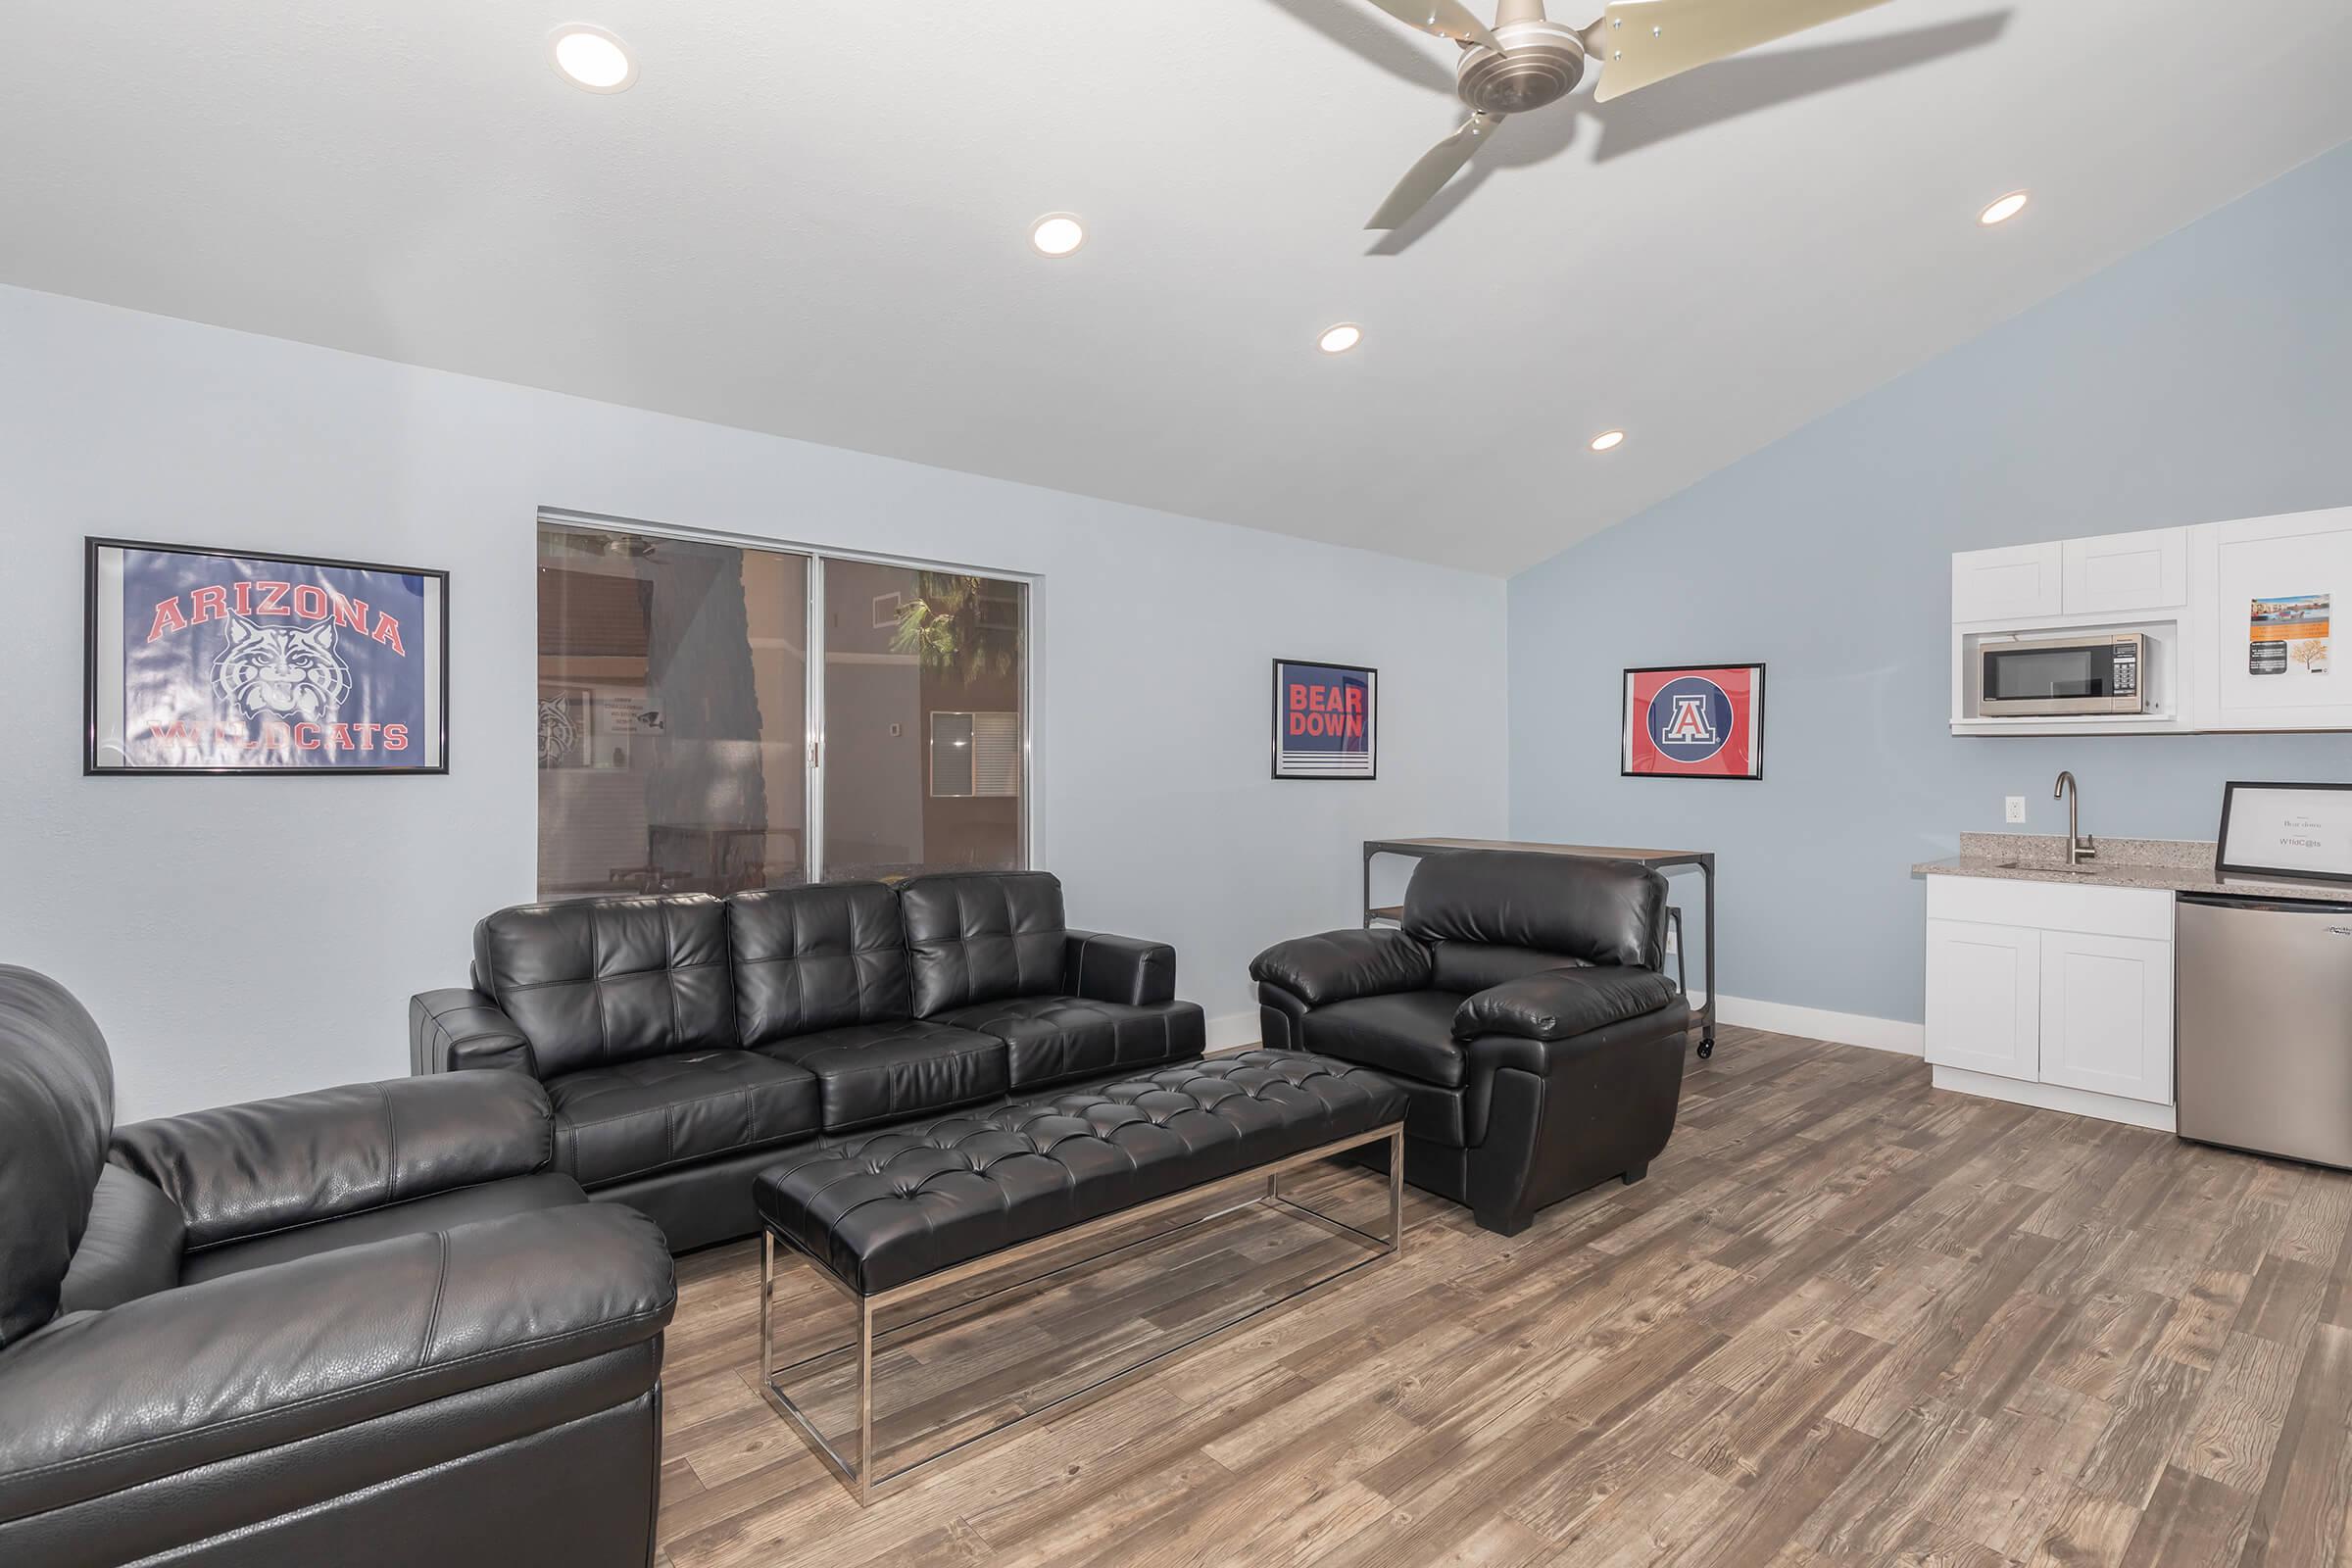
[1250,850,1690,1237]
[0,966,675,1568]
[411,870,1206,1251]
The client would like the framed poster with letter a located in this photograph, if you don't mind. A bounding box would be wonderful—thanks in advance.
[1272,659,1377,780]
[1621,663,1765,780]
[85,537,449,775]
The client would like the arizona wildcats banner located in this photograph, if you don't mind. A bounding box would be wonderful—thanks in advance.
[1272,659,1377,780]
[1621,664,1764,780]
[87,540,447,773]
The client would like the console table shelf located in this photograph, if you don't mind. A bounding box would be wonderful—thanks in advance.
[1361,838,1718,1057]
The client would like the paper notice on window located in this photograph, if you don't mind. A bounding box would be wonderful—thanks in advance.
[2249,594,2328,676]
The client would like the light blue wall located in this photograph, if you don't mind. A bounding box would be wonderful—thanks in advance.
[1507,142,2352,1026]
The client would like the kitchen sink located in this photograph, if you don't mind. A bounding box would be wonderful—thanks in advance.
[1994,859,2101,876]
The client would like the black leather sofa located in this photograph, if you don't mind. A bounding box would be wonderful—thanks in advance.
[1250,850,1690,1237]
[0,965,675,1568]
[412,870,1207,1251]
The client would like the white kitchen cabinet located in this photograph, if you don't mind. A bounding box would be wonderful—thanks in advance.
[2037,930,2174,1104]
[1953,542,2062,623]
[1923,877,2176,1127]
[1925,918,2039,1079]
[2203,507,2352,731]
[2061,527,2188,615]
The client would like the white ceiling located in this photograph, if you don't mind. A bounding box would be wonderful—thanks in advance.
[6,2,2349,573]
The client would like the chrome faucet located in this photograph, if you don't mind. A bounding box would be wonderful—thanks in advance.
[2054,770,2097,865]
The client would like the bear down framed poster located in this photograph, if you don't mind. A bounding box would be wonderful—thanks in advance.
[1271,659,1377,780]
[1621,663,1764,780]
[85,537,449,775]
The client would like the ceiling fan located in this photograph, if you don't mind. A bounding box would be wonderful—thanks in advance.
[1357,0,1893,227]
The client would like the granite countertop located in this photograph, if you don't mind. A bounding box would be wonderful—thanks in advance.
[1912,832,2352,906]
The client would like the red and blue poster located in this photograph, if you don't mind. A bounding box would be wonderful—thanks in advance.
[1272,659,1377,780]
[1621,664,1764,779]
[86,539,447,773]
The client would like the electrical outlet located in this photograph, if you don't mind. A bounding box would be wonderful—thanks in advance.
[2005,796,2028,824]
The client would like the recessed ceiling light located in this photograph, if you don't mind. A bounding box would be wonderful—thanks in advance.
[1030,214,1086,257]
[1590,429,1626,452]
[551,25,634,93]
[1979,190,2030,226]
[1317,323,1363,355]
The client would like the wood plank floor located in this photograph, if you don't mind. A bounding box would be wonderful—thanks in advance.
[652,1027,2352,1567]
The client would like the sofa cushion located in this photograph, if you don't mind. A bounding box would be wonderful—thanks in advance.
[758,1019,1008,1133]
[1299,990,1468,1089]
[545,1051,818,1188]
[1427,941,1585,995]
[179,1172,589,1287]
[728,882,911,1046]
[56,1165,183,1315]
[1402,851,1667,971]
[474,894,736,1079]
[936,996,1206,1091]
[898,871,1068,1015]
[0,967,114,1349]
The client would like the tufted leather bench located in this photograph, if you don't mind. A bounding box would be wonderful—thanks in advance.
[754,1051,1407,1295]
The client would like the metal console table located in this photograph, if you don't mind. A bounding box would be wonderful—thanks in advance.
[1362,837,1719,1058]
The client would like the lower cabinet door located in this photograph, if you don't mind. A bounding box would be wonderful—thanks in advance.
[2037,929,2174,1103]
[1925,918,2040,1079]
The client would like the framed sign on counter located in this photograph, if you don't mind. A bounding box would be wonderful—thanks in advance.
[85,538,448,775]
[1271,659,1376,780]
[1621,663,1765,780]
[2217,781,2352,885]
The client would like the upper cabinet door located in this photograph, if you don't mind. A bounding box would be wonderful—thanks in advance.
[2207,508,2352,731]
[1953,542,2062,624]
[2061,527,2188,614]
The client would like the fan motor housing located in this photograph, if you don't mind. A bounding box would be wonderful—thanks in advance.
[1457,20,1587,116]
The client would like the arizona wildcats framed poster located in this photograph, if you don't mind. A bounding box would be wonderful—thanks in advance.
[1271,659,1377,780]
[1621,663,1764,780]
[85,538,449,775]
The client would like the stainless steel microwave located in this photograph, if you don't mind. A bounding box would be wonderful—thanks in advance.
[1976,632,2146,716]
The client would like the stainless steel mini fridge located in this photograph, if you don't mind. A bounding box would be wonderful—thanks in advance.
[2177,892,2352,1170]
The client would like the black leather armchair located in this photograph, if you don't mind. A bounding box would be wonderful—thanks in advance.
[0,966,675,1567]
[1250,851,1690,1236]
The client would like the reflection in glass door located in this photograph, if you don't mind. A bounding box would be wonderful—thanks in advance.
[536,523,809,898]
[820,560,1027,882]
[535,517,1028,898]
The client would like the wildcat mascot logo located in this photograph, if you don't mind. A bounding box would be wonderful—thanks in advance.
[215,616,353,724]
[537,695,577,766]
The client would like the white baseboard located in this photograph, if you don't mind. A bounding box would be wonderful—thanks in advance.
[1931,1065,2176,1132]
[1705,994,1924,1057]
[1205,1010,1259,1054]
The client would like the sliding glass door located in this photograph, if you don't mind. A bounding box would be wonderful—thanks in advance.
[535,516,1027,900]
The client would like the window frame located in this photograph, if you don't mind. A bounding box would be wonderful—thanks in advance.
[536,508,1037,890]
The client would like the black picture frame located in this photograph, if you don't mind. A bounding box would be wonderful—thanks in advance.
[2214,780,2352,885]
[1619,662,1767,781]
[84,536,451,776]
[1270,658,1378,781]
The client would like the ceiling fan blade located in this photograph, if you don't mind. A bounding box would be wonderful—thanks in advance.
[1586,0,1894,103]
[1366,113,1504,229]
[1358,0,1504,54]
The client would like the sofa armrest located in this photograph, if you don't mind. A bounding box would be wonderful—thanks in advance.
[0,1203,672,1528]
[1453,967,1683,1046]
[1249,928,1432,1008]
[1063,930,1177,1006]
[110,1073,556,1251]
[411,987,536,1076]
